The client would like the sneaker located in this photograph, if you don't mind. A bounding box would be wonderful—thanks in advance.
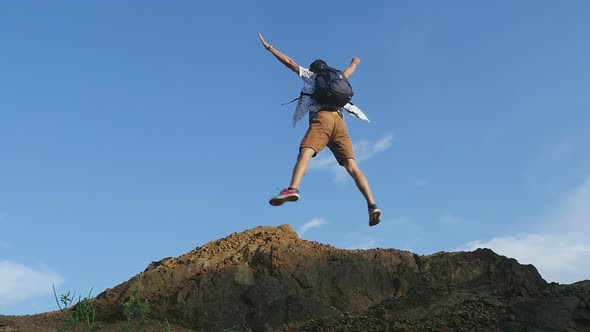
[269,188,300,206]
[369,205,382,226]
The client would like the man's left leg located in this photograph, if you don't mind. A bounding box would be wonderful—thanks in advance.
[343,158,382,226]
[329,114,382,226]
[343,158,375,205]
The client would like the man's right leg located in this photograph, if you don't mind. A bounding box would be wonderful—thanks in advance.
[289,147,315,189]
[269,148,315,206]
[269,112,330,206]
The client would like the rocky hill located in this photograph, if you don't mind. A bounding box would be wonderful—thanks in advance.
[2,224,589,331]
[93,224,590,331]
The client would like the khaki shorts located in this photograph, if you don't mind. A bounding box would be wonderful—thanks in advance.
[300,110,355,166]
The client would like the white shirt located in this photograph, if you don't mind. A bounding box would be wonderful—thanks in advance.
[292,66,371,127]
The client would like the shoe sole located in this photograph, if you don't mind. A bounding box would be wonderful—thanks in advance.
[369,210,382,226]
[269,194,300,206]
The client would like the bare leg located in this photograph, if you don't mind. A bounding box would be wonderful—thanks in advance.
[343,158,376,205]
[289,147,316,189]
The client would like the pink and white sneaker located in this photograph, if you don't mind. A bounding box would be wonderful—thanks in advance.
[269,188,300,206]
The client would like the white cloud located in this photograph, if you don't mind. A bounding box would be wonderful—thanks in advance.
[309,132,395,182]
[345,239,377,250]
[460,177,590,284]
[555,177,590,229]
[358,133,394,160]
[0,261,64,308]
[298,218,327,236]
[462,234,590,283]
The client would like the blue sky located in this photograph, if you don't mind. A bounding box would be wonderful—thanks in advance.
[1,1,589,315]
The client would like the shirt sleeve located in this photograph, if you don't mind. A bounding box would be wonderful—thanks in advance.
[299,66,315,84]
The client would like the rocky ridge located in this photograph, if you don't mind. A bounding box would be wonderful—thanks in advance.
[1,224,589,331]
[93,224,590,331]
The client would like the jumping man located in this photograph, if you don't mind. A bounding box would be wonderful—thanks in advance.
[259,33,382,226]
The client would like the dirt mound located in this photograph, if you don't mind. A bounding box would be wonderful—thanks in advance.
[89,224,589,331]
[2,224,589,331]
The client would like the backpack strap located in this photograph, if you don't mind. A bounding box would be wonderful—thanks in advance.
[282,91,312,105]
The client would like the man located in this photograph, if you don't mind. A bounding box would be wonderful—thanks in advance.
[259,33,382,227]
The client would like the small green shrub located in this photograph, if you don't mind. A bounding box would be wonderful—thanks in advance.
[53,285,98,332]
[122,277,151,332]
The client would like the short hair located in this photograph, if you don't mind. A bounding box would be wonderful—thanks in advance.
[309,59,327,73]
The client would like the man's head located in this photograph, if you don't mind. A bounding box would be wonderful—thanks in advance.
[309,59,327,73]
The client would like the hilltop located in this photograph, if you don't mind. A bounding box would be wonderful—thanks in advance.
[1,224,589,331]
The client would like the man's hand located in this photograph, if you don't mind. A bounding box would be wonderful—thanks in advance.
[258,33,299,74]
[258,33,272,50]
[344,57,361,78]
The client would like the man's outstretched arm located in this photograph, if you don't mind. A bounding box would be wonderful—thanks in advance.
[343,57,361,78]
[258,33,300,74]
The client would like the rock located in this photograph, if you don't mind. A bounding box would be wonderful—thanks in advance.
[91,224,590,331]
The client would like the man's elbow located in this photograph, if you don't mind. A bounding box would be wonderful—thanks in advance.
[287,61,299,74]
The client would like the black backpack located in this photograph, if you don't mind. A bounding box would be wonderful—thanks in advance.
[308,66,354,109]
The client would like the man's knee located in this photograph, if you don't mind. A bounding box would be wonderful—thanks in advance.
[298,147,316,161]
[343,158,359,173]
